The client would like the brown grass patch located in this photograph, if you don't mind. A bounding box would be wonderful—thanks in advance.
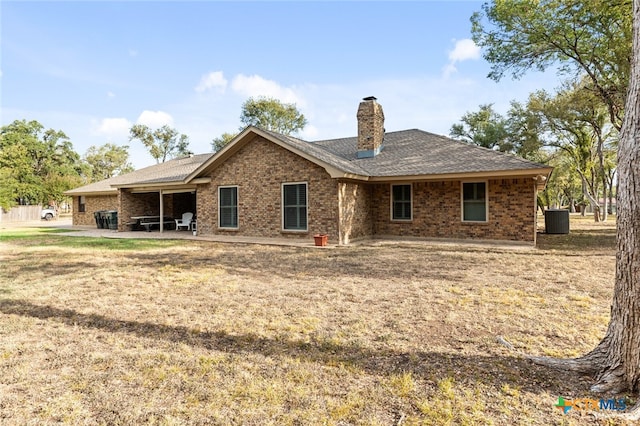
[0,215,631,425]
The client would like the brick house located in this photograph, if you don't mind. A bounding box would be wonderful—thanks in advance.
[66,97,552,244]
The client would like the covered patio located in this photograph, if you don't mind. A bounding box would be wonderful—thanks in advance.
[117,184,200,233]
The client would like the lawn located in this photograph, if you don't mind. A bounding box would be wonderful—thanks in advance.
[0,215,630,425]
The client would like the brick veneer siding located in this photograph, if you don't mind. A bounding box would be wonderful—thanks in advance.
[197,136,340,243]
[72,195,118,226]
[118,190,175,231]
[338,181,373,244]
[371,178,537,243]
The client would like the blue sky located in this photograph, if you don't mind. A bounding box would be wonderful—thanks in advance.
[2,1,560,169]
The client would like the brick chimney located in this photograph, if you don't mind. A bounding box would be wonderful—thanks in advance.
[357,96,385,158]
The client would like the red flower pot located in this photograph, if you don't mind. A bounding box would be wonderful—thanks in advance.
[314,234,328,247]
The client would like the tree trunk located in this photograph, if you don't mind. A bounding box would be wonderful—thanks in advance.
[580,173,601,221]
[532,0,640,406]
[592,0,640,388]
[594,0,640,394]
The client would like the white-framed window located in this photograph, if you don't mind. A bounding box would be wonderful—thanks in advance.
[282,182,308,231]
[462,181,488,222]
[391,184,412,221]
[218,186,238,229]
[78,196,86,213]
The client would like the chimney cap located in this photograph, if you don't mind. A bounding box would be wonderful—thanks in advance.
[362,96,377,101]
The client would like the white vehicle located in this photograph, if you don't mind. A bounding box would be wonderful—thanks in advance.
[41,206,57,221]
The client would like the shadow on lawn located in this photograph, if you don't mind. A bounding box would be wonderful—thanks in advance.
[537,228,616,252]
[0,298,590,397]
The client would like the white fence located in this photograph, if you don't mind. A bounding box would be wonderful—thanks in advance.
[0,205,42,223]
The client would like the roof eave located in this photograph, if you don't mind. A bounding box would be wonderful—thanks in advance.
[367,167,554,183]
[63,190,118,196]
[113,181,185,189]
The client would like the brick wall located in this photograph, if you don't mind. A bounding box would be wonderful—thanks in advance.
[72,195,118,226]
[338,181,373,244]
[197,136,340,243]
[371,178,537,242]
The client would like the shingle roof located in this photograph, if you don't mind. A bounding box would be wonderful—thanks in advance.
[111,153,213,186]
[310,129,549,177]
[65,153,213,195]
[64,175,120,195]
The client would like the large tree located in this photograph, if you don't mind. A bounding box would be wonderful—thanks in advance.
[212,97,307,153]
[449,104,512,152]
[239,97,307,135]
[504,100,545,161]
[129,124,190,164]
[472,0,632,130]
[0,120,84,210]
[83,143,134,182]
[542,151,582,211]
[528,86,615,221]
[532,0,640,416]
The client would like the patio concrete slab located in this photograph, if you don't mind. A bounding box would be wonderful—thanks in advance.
[1,218,534,251]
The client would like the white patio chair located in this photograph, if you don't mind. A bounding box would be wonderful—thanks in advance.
[175,212,193,231]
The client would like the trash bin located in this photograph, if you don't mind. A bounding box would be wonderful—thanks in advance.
[545,209,570,234]
[99,211,107,229]
[94,211,102,229]
[105,210,118,230]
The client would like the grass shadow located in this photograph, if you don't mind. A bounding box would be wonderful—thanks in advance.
[0,298,590,398]
[537,228,616,252]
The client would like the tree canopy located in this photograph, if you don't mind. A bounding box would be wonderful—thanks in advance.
[211,97,307,153]
[129,124,191,164]
[239,97,307,135]
[449,104,511,152]
[83,143,135,182]
[211,132,237,153]
[471,0,632,130]
[0,120,85,209]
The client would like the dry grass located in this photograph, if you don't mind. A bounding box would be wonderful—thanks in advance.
[0,215,631,425]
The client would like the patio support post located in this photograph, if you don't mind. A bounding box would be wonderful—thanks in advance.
[159,190,164,233]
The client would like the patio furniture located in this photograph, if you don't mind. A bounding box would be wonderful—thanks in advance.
[175,212,194,231]
[131,215,175,232]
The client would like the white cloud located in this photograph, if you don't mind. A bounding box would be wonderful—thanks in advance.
[443,38,481,78]
[231,74,304,106]
[107,91,116,99]
[95,117,132,137]
[195,71,228,93]
[136,110,174,128]
[448,38,481,62]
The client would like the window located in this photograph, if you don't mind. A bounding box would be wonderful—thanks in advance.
[282,183,307,231]
[219,186,238,228]
[78,196,86,213]
[462,182,487,222]
[391,184,412,220]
